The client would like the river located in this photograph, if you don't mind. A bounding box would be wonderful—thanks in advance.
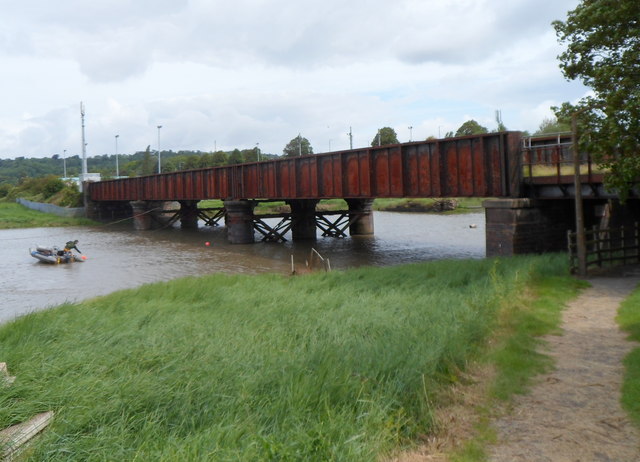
[0,211,485,324]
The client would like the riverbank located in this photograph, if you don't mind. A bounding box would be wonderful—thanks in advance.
[0,254,583,460]
[1,197,482,231]
[201,197,486,215]
[0,201,95,229]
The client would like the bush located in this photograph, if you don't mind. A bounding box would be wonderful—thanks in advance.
[41,176,65,199]
[0,184,10,198]
[57,184,83,207]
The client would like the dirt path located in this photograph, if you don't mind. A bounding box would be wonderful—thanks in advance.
[489,270,640,462]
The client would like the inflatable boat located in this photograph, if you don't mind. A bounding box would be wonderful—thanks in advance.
[29,245,85,264]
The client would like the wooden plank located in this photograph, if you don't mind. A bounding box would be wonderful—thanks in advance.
[0,411,54,461]
[0,362,15,386]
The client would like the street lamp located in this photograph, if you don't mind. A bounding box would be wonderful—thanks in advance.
[298,133,302,156]
[157,125,163,174]
[63,149,67,178]
[408,126,413,142]
[115,135,120,178]
[256,142,260,161]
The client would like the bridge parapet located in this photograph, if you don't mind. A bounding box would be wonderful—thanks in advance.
[87,132,523,203]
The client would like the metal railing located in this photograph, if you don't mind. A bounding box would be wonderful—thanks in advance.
[522,137,598,182]
[568,223,640,273]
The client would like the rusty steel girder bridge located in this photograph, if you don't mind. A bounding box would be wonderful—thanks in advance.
[86,131,633,256]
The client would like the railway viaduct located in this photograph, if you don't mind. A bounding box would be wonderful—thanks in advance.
[85,132,639,257]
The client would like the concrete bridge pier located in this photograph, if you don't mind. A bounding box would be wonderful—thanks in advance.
[130,201,169,230]
[484,199,573,256]
[224,200,256,244]
[287,199,319,240]
[179,200,200,229]
[346,198,375,236]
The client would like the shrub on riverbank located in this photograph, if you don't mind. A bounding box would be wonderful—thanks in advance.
[0,255,575,460]
[0,175,83,207]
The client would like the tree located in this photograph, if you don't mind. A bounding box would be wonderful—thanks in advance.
[553,0,640,199]
[283,135,313,157]
[140,145,156,176]
[455,120,488,137]
[534,117,571,136]
[370,127,399,147]
[228,149,245,165]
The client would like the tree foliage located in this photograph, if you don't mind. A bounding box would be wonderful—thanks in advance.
[283,135,313,157]
[553,0,640,199]
[455,120,488,137]
[0,148,280,186]
[370,127,399,147]
[534,117,571,136]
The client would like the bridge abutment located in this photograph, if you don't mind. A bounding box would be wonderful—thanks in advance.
[224,200,256,244]
[346,198,375,236]
[287,199,319,240]
[85,200,132,222]
[484,199,573,256]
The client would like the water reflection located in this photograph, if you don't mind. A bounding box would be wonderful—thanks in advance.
[0,211,484,323]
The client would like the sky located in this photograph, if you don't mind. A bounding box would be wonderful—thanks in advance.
[0,0,588,160]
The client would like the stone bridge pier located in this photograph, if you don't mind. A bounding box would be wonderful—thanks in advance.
[484,198,640,257]
[346,198,375,236]
[129,201,173,230]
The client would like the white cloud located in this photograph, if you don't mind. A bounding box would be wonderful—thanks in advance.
[0,0,584,159]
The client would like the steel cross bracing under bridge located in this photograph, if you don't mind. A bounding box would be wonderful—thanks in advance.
[152,207,363,243]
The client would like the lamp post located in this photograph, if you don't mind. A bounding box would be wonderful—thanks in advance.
[157,125,163,174]
[298,133,302,156]
[256,142,260,161]
[63,149,67,178]
[115,135,120,178]
[408,126,413,142]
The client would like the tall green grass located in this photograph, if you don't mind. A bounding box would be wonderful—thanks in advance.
[617,286,640,427]
[0,201,96,229]
[1,256,570,460]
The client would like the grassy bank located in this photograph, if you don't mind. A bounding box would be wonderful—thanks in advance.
[0,255,580,461]
[0,201,96,229]
[617,286,640,427]
[200,198,485,215]
[372,198,485,214]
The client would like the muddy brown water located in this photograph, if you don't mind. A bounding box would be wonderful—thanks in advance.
[1,211,484,324]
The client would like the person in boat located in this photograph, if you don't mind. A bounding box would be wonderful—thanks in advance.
[64,240,82,254]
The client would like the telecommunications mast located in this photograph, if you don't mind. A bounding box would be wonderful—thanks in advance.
[80,102,88,176]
